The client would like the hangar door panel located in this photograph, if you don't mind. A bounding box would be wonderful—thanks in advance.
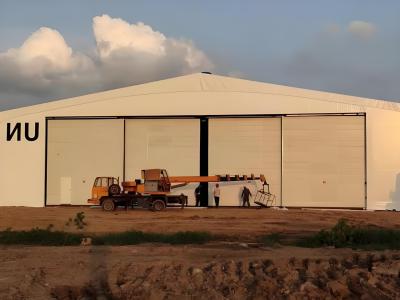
[209,118,281,206]
[282,116,365,208]
[125,119,200,205]
[47,119,124,205]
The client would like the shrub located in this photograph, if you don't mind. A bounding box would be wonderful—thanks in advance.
[0,229,212,246]
[65,212,87,230]
[297,219,400,250]
[259,233,281,247]
[0,228,83,246]
[73,212,87,229]
[92,231,212,245]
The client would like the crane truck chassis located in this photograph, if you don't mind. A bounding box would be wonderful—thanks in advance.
[99,193,186,212]
[88,169,267,211]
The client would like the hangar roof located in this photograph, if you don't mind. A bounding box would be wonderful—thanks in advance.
[1,72,400,119]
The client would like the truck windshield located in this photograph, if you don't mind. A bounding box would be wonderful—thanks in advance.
[94,177,108,187]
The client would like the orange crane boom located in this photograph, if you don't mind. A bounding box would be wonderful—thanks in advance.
[169,174,266,184]
[169,176,219,183]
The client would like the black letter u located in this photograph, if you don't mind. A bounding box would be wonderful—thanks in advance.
[25,122,39,141]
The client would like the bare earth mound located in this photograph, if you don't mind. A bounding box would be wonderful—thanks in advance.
[1,245,400,299]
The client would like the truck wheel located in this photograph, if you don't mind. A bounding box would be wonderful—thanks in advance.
[109,184,121,195]
[152,199,166,211]
[102,198,116,211]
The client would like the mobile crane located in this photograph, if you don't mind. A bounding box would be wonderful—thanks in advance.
[88,168,267,211]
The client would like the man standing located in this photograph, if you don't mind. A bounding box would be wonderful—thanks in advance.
[194,184,201,207]
[241,186,252,207]
[213,184,221,207]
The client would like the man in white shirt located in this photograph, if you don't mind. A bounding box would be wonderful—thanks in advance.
[213,184,221,207]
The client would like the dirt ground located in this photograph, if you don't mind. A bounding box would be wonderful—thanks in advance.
[1,206,400,241]
[1,207,400,299]
[1,244,400,299]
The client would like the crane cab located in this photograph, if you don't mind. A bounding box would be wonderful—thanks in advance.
[142,169,171,193]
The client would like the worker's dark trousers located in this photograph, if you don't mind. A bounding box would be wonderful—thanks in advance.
[214,197,220,207]
[242,199,250,207]
[195,198,200,207]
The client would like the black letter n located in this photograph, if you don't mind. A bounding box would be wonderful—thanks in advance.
[7,123,21,141]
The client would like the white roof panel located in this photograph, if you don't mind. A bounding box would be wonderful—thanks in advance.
[1,73,399,120]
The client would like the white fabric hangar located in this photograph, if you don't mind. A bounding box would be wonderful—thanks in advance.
[1,73,400,210]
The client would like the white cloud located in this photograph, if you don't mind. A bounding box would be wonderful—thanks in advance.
[6,28,73,70]
[91,14,211,70]
[348,21,377,40]
[91,14,212,90]
[0,14,213,108]
[93,15,166,58]
[0,27,93,76]
[0,27,95,102]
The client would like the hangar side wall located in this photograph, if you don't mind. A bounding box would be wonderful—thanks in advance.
[367,108,400,210]
[0,114,45,207]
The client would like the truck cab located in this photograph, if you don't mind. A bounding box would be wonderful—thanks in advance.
[88,176,120,205]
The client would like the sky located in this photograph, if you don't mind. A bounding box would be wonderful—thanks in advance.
[0,0,399,111]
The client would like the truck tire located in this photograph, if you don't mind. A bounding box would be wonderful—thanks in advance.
[102,198,116,211]
[109,184,121,196]
[152,199,166,211]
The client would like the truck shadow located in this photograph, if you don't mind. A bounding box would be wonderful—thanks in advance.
[51,245,114,300]
[89,245,114,299]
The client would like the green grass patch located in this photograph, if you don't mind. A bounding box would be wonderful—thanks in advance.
[0,228,83,246]
[92,231,212,245]
[259,233,282,247]
[296,219,400,250]
[0,229,212,246]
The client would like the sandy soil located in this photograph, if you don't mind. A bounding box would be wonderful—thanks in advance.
[1,207,400,241]
[1,207,400,299]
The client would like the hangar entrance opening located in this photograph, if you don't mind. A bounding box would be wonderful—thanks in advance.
[208,118,282,206]
[47,119,124,205]
[207,115,365,208]
[124,119,200,205]
[282,115,365,208]
[46,118,200,205]
[46,114,365,208]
